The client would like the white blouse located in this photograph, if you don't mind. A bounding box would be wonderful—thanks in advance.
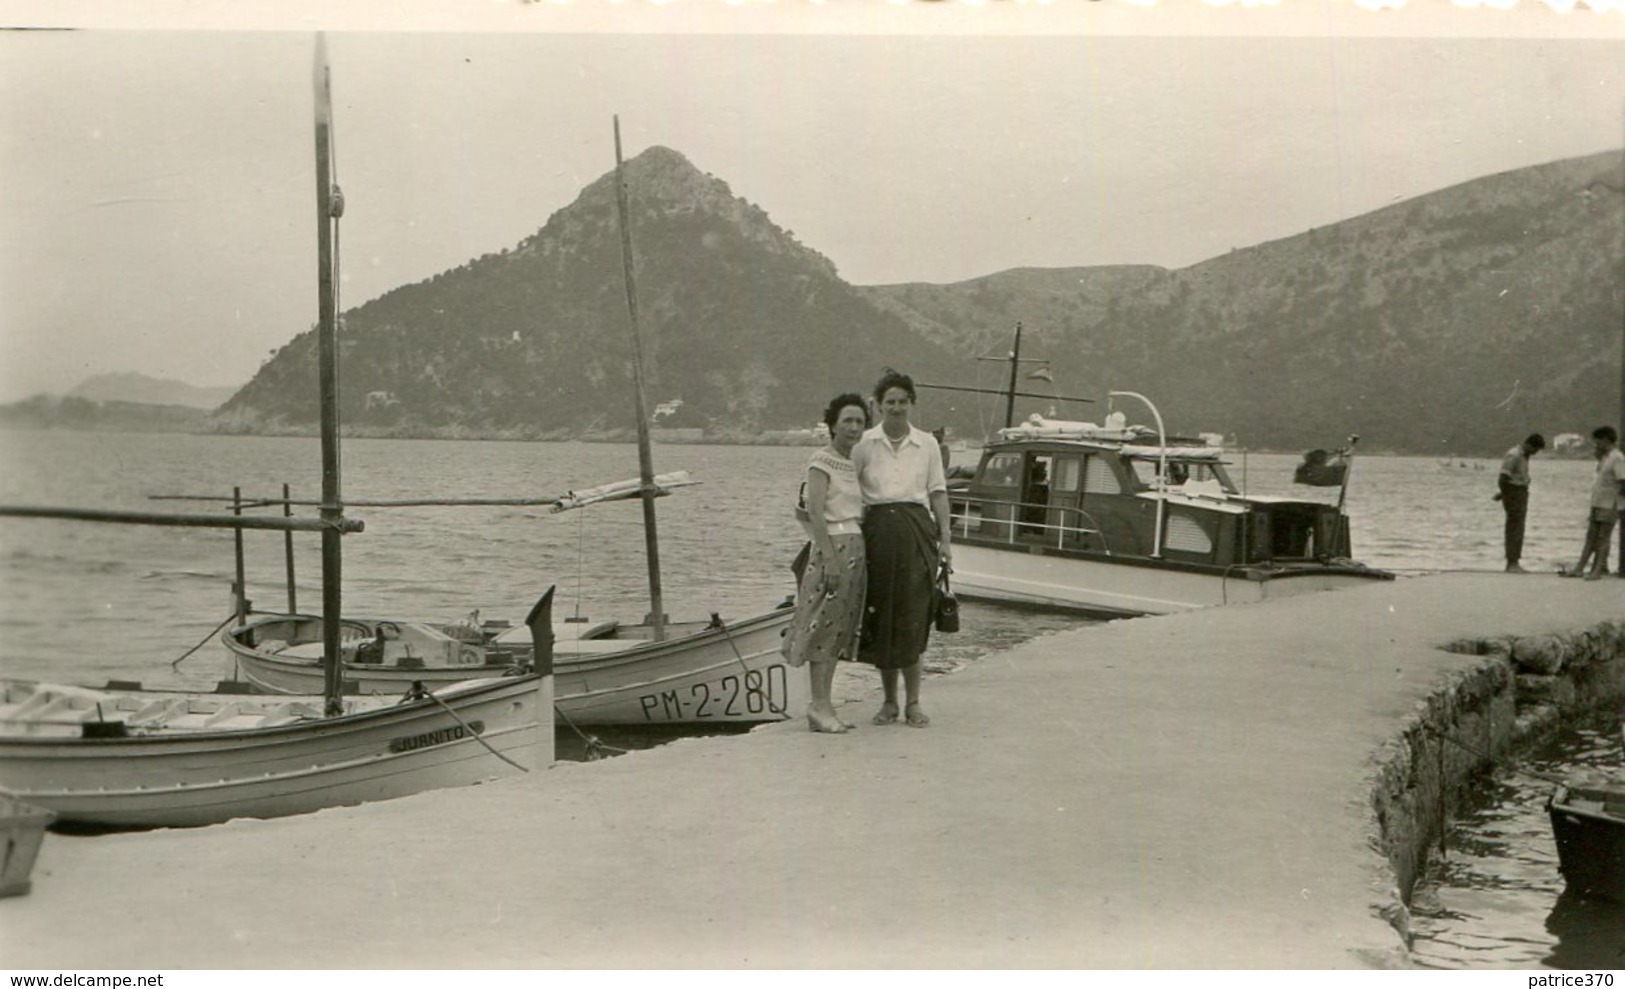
[851,424,947,507]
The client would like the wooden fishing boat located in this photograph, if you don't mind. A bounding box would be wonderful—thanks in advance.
[0,667,550,830]
[223,602,800,726]
[926,326,1392,617]
[0,37,554,829]
[215,117,801,727]
[1547,783,1625,902]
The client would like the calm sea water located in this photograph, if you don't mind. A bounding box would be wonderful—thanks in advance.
[0,431,1602,684]
[1408,705,1625,970]
[0,429,1617,963]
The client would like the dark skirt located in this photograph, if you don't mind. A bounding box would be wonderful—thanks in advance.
[859,502,938,670]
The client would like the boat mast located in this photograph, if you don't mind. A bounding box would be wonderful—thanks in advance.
[1004,322,1022,429]
[916,322,1093,431]
[1335,434,1359,514]
[313,35,346,714]
[611,116,666,641]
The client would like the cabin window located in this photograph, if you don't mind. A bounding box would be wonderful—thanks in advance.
[1020,454,1054,535]
[1129,458,1203,488]
[1053,457,1082,493]
[981,453,1022,488]
[1164,511,1213,555]
[1084,456,1121,495]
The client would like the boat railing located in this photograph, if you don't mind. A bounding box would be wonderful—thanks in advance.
[949,493,1105,553]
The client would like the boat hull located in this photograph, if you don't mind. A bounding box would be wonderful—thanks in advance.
[0,675,551,829]
[1548,784,1625,902]
[951,542,1390,617]
[227,608,804,726]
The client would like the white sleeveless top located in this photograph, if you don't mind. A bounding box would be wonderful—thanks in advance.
[807,448,864,527]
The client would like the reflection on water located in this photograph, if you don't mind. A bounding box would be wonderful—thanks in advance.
[1409,705,1625,969]
[1544,892,1625,969]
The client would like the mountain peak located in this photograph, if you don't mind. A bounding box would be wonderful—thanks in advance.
[543,143,837,278]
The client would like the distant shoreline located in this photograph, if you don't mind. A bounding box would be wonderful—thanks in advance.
[2,420,1561,459]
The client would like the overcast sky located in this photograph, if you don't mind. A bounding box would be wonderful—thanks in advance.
[2,3,1624,402]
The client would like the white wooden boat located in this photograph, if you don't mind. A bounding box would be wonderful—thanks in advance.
[0,670,550,829]
[223,604,801,726]
[0,38,555,829]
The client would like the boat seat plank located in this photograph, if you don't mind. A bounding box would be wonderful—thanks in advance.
[555,639,642,656]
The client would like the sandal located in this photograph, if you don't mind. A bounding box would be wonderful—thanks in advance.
[807,713,848,734]
[872,702,899,726]
[905,702,930,728]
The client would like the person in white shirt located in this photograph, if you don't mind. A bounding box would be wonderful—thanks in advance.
[851,369,952,727]
[1563,425,1625,580]
[781,393,871,733]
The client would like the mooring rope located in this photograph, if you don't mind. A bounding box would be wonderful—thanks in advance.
[171,613,239,670]
[1427,725,1568,788]
[552,702,630,761]
[710,612,756,679]
[408,683,531,773]
[1421,726,1569,862]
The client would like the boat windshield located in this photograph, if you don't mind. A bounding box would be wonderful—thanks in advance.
[1127,458,1237,493]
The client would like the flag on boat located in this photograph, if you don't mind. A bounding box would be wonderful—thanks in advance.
[1293,441,1355,487]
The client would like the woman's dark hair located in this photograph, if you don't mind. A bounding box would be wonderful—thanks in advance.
[823,392,871,433]
[872,368,917,405]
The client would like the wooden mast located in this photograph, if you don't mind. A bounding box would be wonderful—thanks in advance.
[1004,322,1022,429]
[917,322,1092,432]
[313,35,346,713]
[611,117,666,641]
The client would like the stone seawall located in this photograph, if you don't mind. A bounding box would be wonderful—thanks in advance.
[1370,619,1625,947]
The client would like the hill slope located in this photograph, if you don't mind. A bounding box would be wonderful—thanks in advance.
[213,148,1624,452]
[864,151,1624,452]
[215,147,963,440]
[72,372,236,411]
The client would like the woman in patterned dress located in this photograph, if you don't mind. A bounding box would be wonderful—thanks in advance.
[781,393,871,733]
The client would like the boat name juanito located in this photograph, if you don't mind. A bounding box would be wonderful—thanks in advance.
[389,721,486,754]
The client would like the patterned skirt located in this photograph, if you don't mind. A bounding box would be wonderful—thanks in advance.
[780,532,867,667]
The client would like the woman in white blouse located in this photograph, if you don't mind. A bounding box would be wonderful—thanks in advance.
[781,393,872,733]
[851,369,952,727]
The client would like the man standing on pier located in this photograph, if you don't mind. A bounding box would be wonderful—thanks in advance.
[1496,432,1544,573]
[1565,426,1625,580]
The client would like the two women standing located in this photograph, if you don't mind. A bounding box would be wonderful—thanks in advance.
[781,370,953,732]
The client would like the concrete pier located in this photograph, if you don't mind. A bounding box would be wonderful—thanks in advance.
[3,574,1621,969]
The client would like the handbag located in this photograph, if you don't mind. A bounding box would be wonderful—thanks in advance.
[933,565,960,634]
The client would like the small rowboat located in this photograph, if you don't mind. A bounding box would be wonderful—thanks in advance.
[1547,783,1625,902]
